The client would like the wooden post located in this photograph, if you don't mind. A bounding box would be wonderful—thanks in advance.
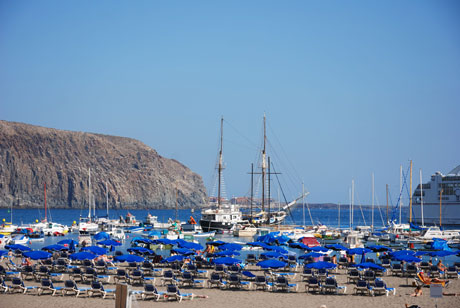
[115,284,127,308]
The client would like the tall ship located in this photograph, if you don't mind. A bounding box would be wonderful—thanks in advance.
[412,165,460,226]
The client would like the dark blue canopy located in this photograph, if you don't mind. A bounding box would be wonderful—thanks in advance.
[154,238,178,245]
[0,250,8,257]
[214,250,241,257]
[298,252,324,259]
[206,240,227,246]
[115,254,145,262]
[309,246,329,252]
[161,255,186,263]
[93,232,110,240]
[213,257,242,265]
[171,248,195,256]
[177,240,203,251]
[220,243,243,251]
[354,262,385,270]
[81,246,107,255]
[57,239,78,245]
[347,248,371,255]
[97,239,122,246]
[69,251,97,260]
[42,244,68,251]
[242,271,256,278]
[263,245,288,254]
[392,254,421,262]
[428,250,457,257]
[127,247,155,255]
[305,261,337,269]
[23,250,52,260]
[256,259,287,269]
[5,244,31,251]
[289,242,310,250]
[325,244,348,251]
[260,251,286,259]
[367,245,392,252]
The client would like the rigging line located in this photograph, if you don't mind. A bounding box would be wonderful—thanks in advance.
[354,191,367,226]
[223,118,259,150]
[266,121,303,183]
[223,138,258,152]
[374,194,386,227]
[391,165,411,222]
[266,136,301,187]
[270,161,294,222]
[266,139,299,192]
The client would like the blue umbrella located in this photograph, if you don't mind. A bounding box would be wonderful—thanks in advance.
[261,251,286,259]
[246,241,270,248]
[214,250,241,257]
[289,243,310,250]
[97,239,122,246]
[347,248,371,255]
[81,246,107,255]
[220,243,243,251]
[298,252,325,259]
[367,245,393,252]
[171,248,195,256]
[69,251,97,261]
[57,239,78,245]
[355,262,385,271]
[305,261,337,270]
[256,259,287,269]
[154,238,178,245]
[42,244,68,251]
[23,250,52,260]
[242,271,256,278]
[115,254,145,262]
[325,244,348,251]
[127,247,155,255]
[206,240,227,246]
[264,246,289,254]
[428,250,457,257]
[309,246,329,252]
[93,232,110,240]
[177,240,203,251]
[392,254,421,262]
[0,250,8,257]
[391,250,415,257]
[213,257,242,265]
[5,244,31,251]
[161,255,186,263]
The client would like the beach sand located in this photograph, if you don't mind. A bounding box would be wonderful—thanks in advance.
[1,263,459,308]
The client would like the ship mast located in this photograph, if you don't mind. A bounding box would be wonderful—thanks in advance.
[217,116,224,209]
[44,182,47,222]
[409,160,413,223]
[420,169,424,226]
[88,167,91,220]
[261,114,266,212]
[439,188,443,227]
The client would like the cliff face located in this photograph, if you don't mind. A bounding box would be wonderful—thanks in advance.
[0,120,207,209]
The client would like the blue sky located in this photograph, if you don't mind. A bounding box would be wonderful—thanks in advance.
[1,1,459,205]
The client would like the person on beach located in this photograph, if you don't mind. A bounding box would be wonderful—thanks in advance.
[437,260,446,272]
[331,255,337,264]
[418,271,449,286]
[410,286,422,297]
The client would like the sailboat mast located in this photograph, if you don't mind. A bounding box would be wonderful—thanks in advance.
[217,117,223,209]
[175,187,178,221]
[106,182,109,217]
[349,187,352,231]
[386,184,389,225]
[439,188,443,227]
[250,163,254,221]
[409,160,413,223]
[371,173,374,232]
[338,203,340,229]
[88,167,91,220]
[261,114,266,212]
[351,179,354,230]
[267,156,271,223]
[399,165,402,224]
[420,169,424,226]
[302,183,305,227]
[44,182,47,222]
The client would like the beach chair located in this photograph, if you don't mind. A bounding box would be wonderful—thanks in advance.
[34,265,50,282]
[214,264,226,276]
[272,275,297,292]
[82,259,93,267]
[246,254,258,265]
[141,261,154,276]
[21,265,35,280]
[429,265,440,278]
[170,262,182,275]
[419,261,430,272]
[370,279,395,297]
[41,259,54,270]
[179,271,204,288]
[305,276,321,293]
[317,268,328,282]
[53,258,69,273]
[253,275,270,291]
[8,277,37,294]
[391,263,403,276]
[62,280,89,297]
[0,277,9,293]
[354,279,371,296]
[126,262,138,274]
[165,284,193,302]
[161,270,177,286]
[445,266,459,279]
[338,257,349,269]
[88,280,115,299]
[95,259,107,274]
[321,277,346,294]
[226,273,250,290]
[69,267,83,282]
[347,268,360,284]
[323,256,332,263]
[405,264,418,284]
[363,270,375,284]
[82,267,97,283]
[227,264,241,275]
[207,272,225,289]
[114,269,129,284]
[129,269,144,285]
[381,259,391,274]
[287,255,298,269]
[414,272,448,287]
[301,267,314,282]
[37,278,63,296]
[140,284,164,301]
[0,265,7,279]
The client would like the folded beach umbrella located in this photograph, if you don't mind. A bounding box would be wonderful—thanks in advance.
[213,257,242,265]
[308,246,329,253]
[298,252,325,259]
[366,245,393,252]
[23,250,52,260]
[261,251,286,259]
[161,255,186,263]
[177,240,204,251]
[5,244,31,252]
[305,261,337,270]
[325,244,348,251]
[220,243,243,251]
[347,248,371,255]
[355,262,385,271]
[127,247,155,255]
[93,232,110,241]
[171,248,195,256]
[214,250,241,257]
[69,251,97,261]
[257,259,287,269]
[97,239,122,247]
[81,245,107,255]
[115,254,145,263]
[41,244,68,251]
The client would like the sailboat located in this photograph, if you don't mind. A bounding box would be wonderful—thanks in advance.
[199,117,244,232]
[78,168,99,234]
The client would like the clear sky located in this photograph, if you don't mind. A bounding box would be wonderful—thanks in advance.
[1,1,459,205]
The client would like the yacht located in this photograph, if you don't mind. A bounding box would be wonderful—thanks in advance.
[418,227,460,240]
[412,165,460,226]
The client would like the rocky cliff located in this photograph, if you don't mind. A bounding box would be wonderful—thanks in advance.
[0,120,207,209]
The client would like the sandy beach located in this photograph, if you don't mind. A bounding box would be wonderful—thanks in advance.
[1,261,459,308]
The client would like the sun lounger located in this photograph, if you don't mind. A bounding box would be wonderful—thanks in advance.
[354,279,371,296]
[129,269,144,285]
[161,270,177,286]
[88,281,115,299]
[414,272,448,287]
[207,272,225,289]
[62,280,90,297]
[0,277,9,293]
[391,263,403,276]
[140,284,164,301]
[445,266,459,279]
[179,271,204,288]
[226,273,251,290]
[165,284,193,302]
[114,268,129,284]
[21,266,35,280]
[305,276,321,293]
[429,265,440,278]
[8,277,37,294]
[37,278,63,296]
[321,277,346,294]
[301,267,314,282]
[82,267,97,283]
[347,268,360,284]
[253,275,270,291]
[272,275,297,292]
[370,279,395,297]
[34,265,50,282]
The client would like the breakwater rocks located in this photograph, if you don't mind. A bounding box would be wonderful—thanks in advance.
[0,120,207,209]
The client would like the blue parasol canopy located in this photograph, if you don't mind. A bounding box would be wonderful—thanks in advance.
[428,250,457,257]
[256,259,287,269]
[391,250,416,257]
[309,246,329,252]
[127,247,154,255]
[242,271,256,278]
[325,244,348,251]
[69,251,97,261]
[171,248,195,256]
[161,255,186,263]
[367,245,393,252]
[23,250,52,260]
[220,243,243,251]
[289,242,310,250]
[213,257,242,265]
[392,254,421,262]
[261,251,286,259]
[57,239,78,245]
[263,245,288,254]
[154,238,178,245]
[5,244,31,251]
[177,240,203,251]
[81,245,107,255]
[354,262,385,271]
[97,239,122,246]
[206,240,227,246]
[305,261,337,269]
[115,254,145,262]
[347,248,371,255]
[214,250,241,257]
[298,252,325,259]
[41,244,68,251]
[0,250,8,257]
[93,232,110,240]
